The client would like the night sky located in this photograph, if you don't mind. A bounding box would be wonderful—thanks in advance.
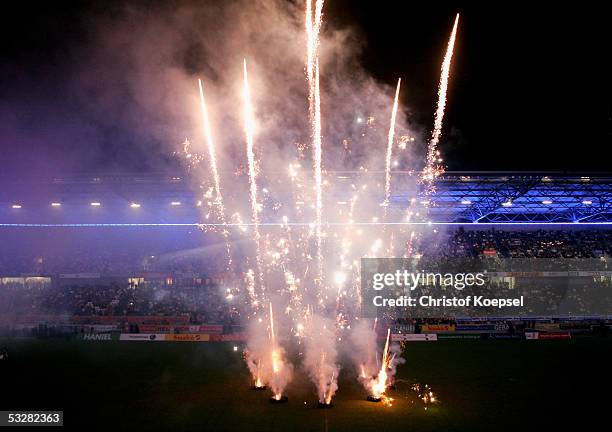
[1,0,610,176]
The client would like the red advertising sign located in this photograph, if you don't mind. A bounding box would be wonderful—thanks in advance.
[537,332,571,340]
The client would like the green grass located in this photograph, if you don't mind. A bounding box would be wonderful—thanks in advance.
[1,337,610,431]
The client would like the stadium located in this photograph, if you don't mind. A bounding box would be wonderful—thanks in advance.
[2,172,611,429]
[1,1,610,431]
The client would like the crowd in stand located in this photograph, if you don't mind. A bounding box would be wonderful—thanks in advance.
[2,229,611,276]
[444,229,612,258]
[1,229,611,326]
[0,280,239,326]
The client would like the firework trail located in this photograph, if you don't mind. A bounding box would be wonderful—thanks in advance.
[424,13,459,186]
[371,328,392,400]
[383,78,401,216]
[313,62,323,290]
[268,302,292,399]
[306,0,324,92]
[198,78,232,267]
[243,59,264,300]
[198,79,226,217]
[306,1,325,292]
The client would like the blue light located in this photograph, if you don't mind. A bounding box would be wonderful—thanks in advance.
[1,221,612,228]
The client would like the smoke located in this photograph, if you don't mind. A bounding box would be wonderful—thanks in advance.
[2,0,435,403]
[348,319,405,397]
[349,319,378,389]
[303,314,339,404]
[64,0,418,175]
[245,317,270,387]
[245,299,293,397]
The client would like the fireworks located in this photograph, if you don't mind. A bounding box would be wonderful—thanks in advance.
[267,302,292,400]
[424,13,460,187]
[185,3,459,409]
[198,79,225,220]
[411,383,438,409]
[197,79,232,269]
[384,78,402,216]
[312,63,323,292]
[306,0,325,292]
[366,328,397,406]
[243,59,264,300]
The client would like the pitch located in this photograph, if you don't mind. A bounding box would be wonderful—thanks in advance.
[2,338,610,431]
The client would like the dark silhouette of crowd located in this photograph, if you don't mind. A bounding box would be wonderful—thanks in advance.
[1,229,610,326]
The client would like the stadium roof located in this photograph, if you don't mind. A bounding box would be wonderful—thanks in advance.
[387,172,612,223]
[1,172,611,225]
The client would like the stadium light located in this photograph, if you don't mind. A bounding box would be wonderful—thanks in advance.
[461,200,472,205]
[542,200,553,205]
[130,203,141,208]
[51,202,61,207]
[501,201,512,207]
[90,202,101,207]
[582,200,593,205]
[11,204,22,209]
[171,201,182,206]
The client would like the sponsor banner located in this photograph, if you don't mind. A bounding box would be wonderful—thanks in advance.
[525,332,571,340]
[392,324,416,334]
[138,325,172,333]
[456,324,495,332]
[71,315,190,324]
[219,332,247,341]
[437,334,480,339]
[173,325,223,334]
[392,333,437,342]
[119,333,166,341]
[537,332,571,340]
[208,333,247,342]
[165,333,210,342]
[483,333,522,339]
[420,324,455,332]
[456,323,510,333]
[117,332,246,342]
[559,322,591,330]
[137,325,224,334]
[195,325,223,334]
[81,333,119,341]
[534,323,561,332]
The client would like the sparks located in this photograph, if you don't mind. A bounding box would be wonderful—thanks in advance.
[243,59,264,297]
[306,1,325,293]
[198,78,232,268]
[370,328,392,401]
[424,13,459,187]
[198,79,226,219]
[384,78,401,215]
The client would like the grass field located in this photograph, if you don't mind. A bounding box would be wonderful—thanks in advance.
[1,337,611,431]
